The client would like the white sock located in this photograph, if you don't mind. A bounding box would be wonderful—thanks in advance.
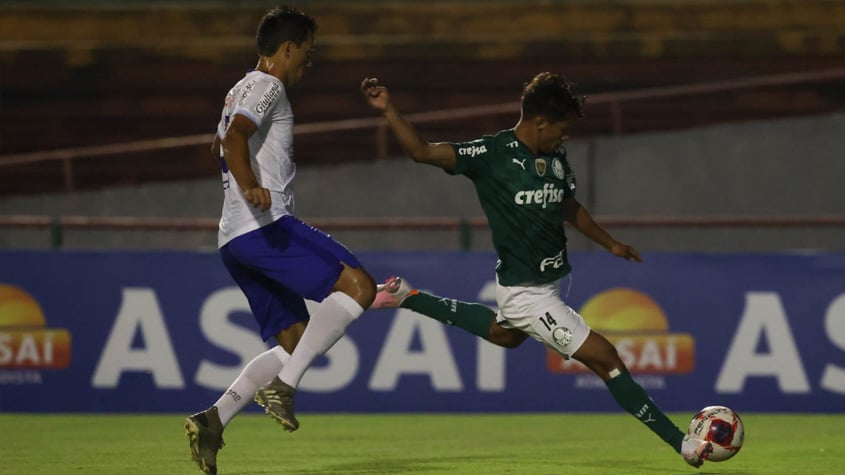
[214,346,291,426]
[278,291,363,388]
[271,345,291,365]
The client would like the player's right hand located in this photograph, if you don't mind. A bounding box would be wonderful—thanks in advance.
[244,187,272,211]
[361,77,390,111]
[610,241,643,263]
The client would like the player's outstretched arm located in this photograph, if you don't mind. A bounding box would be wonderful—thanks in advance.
[562,197,643,262]
[361,77,457,171]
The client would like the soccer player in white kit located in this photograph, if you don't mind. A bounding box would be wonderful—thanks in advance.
[185,7,376,475]
[362,73,714,469]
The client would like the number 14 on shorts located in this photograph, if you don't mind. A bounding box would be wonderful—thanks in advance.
[540,312,575,349]
[539,312,557,330]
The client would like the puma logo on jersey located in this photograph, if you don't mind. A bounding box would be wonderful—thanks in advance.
[513,183,565,209]
[512,158,527,170]
[457,145,487,157]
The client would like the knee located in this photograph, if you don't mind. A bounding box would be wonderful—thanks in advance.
[590,339,622,366]
[574,331,625,374]
[358,279,376,308]
[601,345,623,368]
[336,265,376,309]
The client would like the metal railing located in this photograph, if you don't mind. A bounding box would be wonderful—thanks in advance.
[1,67,844,191]
[2,214,844,250]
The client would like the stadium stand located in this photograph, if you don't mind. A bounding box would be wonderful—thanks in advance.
[1,0,844,195]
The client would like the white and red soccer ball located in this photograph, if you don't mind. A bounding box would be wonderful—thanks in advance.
[688,405,745,462]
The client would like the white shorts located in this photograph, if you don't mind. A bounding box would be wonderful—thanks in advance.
[495,277,590,358]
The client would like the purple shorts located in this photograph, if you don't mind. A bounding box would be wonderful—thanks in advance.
[220,215,361,341]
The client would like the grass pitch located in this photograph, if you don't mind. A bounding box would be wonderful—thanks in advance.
[0,413,842,474]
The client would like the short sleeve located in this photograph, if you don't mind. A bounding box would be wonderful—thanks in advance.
[233,77,286,127]
[559,150,577,199]
[448,136,495,178]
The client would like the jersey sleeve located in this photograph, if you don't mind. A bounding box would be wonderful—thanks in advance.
[559,149,577,199]
[447,136,495,178]
[232,76,286,127]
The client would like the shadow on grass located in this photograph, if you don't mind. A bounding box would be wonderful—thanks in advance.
[225,455,496,474]
[315,456,478,474]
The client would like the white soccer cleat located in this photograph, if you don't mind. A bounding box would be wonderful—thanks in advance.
[371,276,417,309]
[681,435,713,468]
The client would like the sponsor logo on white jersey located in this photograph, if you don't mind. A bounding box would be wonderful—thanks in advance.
[237,80,256,106]
[255,83,281,114]
[457,144,487,157]
[513,183,565,209]
[540,250,565,272]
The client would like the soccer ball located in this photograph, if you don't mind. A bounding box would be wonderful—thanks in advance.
[688,405,744,462]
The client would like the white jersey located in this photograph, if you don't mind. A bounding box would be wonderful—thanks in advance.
[216,70,297,247]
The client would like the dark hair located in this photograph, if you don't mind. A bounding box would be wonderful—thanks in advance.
[520,72,585,121]
[256,5,318,57]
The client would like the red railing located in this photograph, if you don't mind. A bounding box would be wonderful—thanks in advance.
[1,68,843,248]
[1,67,844,191]
[2,214,844,249]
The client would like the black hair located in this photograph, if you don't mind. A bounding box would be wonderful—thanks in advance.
[521,72,585,121]
[256,5,318,57]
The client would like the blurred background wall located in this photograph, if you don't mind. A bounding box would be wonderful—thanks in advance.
[1,0,844,251]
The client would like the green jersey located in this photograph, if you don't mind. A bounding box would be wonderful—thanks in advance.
[449,129,576,286]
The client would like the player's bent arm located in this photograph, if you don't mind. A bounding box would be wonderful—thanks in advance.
[383,104,457,172]
[562,197,617,251]
[562,198,643,262]
[221,114,260,191]
[223,115,272,211]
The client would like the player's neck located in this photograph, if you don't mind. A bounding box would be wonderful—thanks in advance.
[255,57,287,84]
[513,121,540,156]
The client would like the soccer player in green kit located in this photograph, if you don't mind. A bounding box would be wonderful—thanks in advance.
[361,73,713,468]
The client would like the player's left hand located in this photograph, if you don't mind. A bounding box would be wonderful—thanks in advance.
[244,186,272,212]
[361,77,390,111]
[610,242,643,262]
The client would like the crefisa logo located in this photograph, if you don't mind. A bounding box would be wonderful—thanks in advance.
[0,284,71,384]
[547,288,694,389]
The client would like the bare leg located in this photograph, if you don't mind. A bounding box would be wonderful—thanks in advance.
[278,263,375,388]
[488,320,529,348]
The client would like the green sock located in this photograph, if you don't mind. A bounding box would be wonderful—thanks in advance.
[605,368,685,453]
[400,291,494,340]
